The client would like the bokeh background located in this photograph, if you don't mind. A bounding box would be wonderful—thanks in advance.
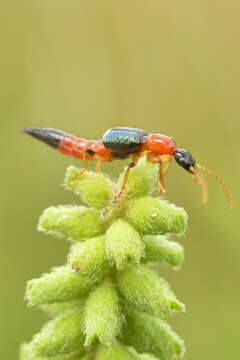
[0,1,239,359]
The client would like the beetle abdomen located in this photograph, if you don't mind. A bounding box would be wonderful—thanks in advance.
[103,127,147,153]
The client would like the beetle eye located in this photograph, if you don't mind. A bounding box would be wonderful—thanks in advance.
[179,158,189,169]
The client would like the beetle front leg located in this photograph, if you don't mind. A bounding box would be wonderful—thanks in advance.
[157,159,167,195]
[147,152,169,195]
[161,156,172,177]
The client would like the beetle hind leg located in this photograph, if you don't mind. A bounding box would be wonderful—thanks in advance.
[70,152,88,185]
[95,160,102,172]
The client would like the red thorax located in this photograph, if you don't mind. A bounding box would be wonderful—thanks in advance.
[142,134,176,156]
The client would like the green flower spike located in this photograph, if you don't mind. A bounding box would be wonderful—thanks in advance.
[32,307,85,357]
[141,235,184,268]
[116,265,185,320]
[122,308,185,360]
[68,236,108,278]
[21,156,188,360]
[84,279,124,347]
[20,342,85,360]
[105,219,144,270]
[95,342,138,360]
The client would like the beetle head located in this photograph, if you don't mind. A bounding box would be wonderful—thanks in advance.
[174,148,196,173]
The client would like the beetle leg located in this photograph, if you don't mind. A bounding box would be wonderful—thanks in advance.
[70,152,88,185]
[113,154,139,203]
[95,160,102,172]
[158,159,167,194]
[147,152,167,194]
[161,156,172,176]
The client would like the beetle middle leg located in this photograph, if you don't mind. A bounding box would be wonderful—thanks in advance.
[113,154,139,203]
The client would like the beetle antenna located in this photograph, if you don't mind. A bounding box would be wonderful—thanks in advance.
[196,163,233,209]
[195,168,208,204]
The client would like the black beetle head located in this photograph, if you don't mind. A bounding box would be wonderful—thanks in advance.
[174,148,196,173]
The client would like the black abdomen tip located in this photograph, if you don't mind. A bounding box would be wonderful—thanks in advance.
[23,127,66,148]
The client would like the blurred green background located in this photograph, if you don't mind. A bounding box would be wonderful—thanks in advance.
[0,1,239,359]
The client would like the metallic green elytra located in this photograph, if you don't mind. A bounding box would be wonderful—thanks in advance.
[102,127,148,152]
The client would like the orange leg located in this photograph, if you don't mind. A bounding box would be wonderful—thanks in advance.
[95,160,102,172]
[162,156,172,176]
[147,153,172,194]
[113,154,139,203]
[70,152,88,185]
[157,159,167,195]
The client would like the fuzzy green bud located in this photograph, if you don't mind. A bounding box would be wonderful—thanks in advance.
[137,356,159,360]
[126,197,187,235]
[142,235,184,267]
[116,265,185,320]
[117,157,158,198]
[39,206,106,241]
[65,166,114,210]
[79,355,95,360]
[105,219,144,270]
[31,308,85,357]
[26,266,94,306]
[96,342,138,360]
[41,299,85,318]
[84,279,124,347]
[128,348,159,360]
[20,343,85,360]
[68,236,108,279]
[122,309,185,360]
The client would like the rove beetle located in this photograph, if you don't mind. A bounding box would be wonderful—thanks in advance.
[23,126,233,208]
